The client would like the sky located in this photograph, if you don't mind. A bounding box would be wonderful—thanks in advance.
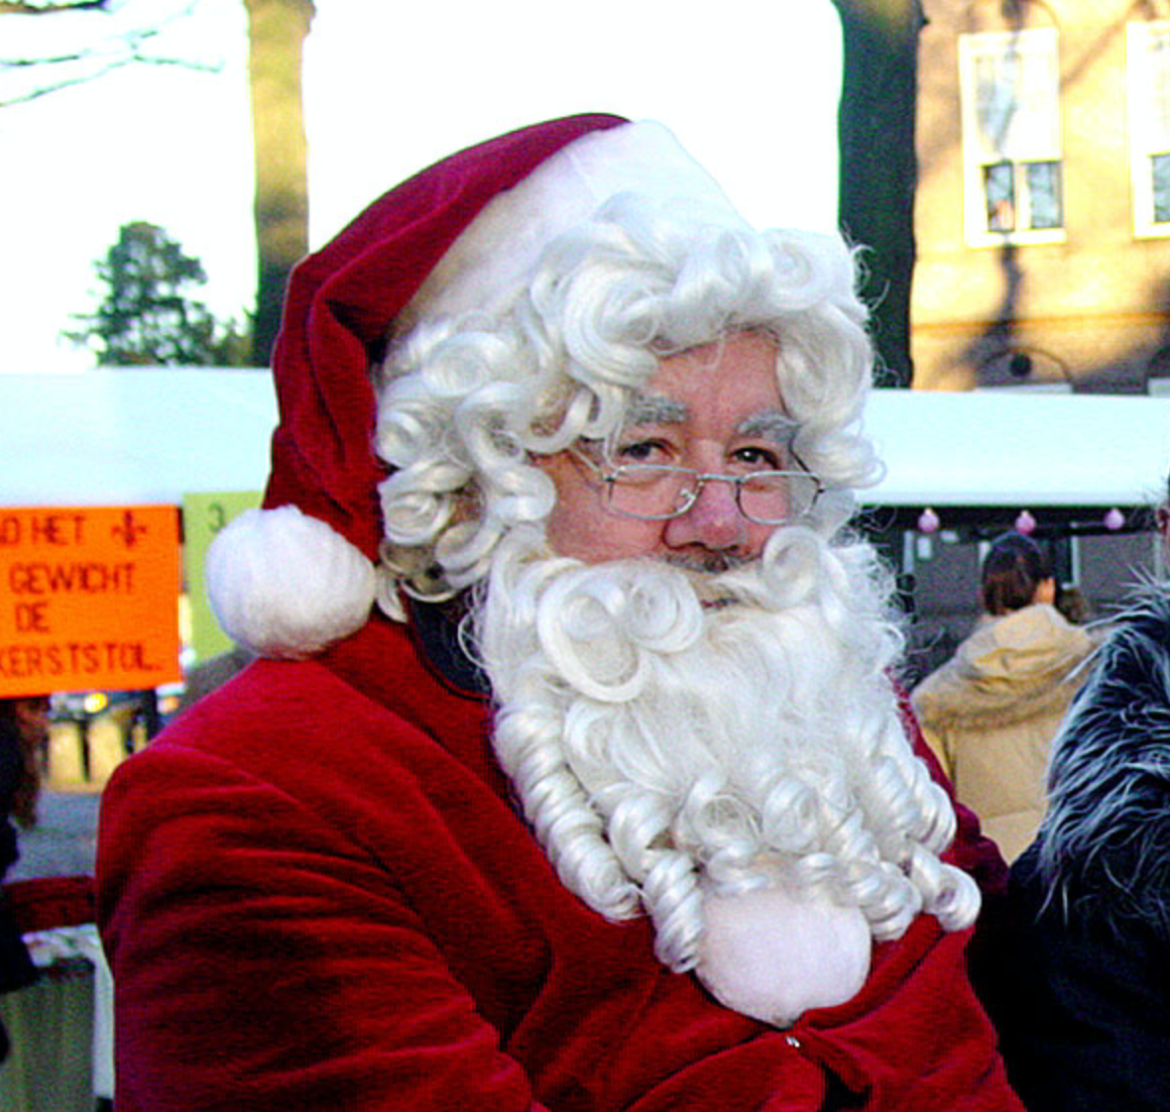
[0,0,842,375]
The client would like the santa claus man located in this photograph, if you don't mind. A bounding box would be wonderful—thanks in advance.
[98,115,1021,1111]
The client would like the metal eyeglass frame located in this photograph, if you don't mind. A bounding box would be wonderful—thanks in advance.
[567,447,825,525]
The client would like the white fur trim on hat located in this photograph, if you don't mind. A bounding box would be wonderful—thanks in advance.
[206,505,377,660]
[405,121,749,325]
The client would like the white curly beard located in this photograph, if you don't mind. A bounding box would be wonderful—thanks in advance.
[473,524,978,1026]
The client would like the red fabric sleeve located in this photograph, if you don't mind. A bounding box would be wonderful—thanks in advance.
[99,745,549,1112]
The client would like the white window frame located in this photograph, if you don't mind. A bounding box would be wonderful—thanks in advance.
[1127,21,1170,238]
[958,28,1065,247]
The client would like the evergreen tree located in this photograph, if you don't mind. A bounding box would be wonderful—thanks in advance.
[68,221,251,366]
[6,0,314,367]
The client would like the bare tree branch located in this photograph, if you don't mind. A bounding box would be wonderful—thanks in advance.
[0,1,111,13]
[0,0,220,107]
[0,51,216,106]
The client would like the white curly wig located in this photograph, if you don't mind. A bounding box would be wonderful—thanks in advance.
[373,192,879,617]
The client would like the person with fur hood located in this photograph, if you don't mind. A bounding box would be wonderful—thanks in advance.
[976,500,1170,1111]
[97,116,1021,1111]
[911,533,1094,863]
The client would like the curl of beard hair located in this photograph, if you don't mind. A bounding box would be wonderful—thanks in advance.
[476,525,981,973]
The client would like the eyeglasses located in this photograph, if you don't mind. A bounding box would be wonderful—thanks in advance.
[569,449,824,524]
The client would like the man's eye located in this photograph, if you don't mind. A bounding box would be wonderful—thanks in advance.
[732,445,783,471]
[616,439,668,463]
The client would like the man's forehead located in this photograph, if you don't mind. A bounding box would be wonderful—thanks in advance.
[624,392,797,439]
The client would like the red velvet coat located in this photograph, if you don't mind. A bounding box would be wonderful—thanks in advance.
[97,615,1022,1111]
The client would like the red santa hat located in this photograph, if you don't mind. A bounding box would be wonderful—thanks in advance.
[207,113,747,659]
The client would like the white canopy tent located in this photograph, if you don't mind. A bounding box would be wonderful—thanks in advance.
[1,371,1169,510]
[0,370,279,507]
[864,390,1170,511]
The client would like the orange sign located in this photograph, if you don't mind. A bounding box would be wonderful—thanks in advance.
[0,506,182,698]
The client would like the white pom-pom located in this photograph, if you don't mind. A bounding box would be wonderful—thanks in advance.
[697,883,871,1027]
[206,505,377,659]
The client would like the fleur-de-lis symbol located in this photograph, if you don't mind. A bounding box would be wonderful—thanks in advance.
[112,510,147,549]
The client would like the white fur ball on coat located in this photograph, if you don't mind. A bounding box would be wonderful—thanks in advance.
[697,883,872,1028]
[206,505,377,660]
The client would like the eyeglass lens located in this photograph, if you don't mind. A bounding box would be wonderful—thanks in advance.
[605,466,818,523]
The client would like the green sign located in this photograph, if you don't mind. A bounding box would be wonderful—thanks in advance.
[182,491,262,664]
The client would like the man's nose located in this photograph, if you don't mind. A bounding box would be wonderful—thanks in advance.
[663,476,746,551]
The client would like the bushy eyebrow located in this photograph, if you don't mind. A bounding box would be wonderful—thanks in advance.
[625,393,690,426]
[623,396,798,444]
[738,409,799,444]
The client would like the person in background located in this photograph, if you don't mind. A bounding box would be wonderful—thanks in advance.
[98,115,1021,1111]
[977,486,1170,1111]
[0,696,47,1062]
[911,533,1094,863]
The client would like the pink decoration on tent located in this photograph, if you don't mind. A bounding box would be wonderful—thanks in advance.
[917,507,940,534]
[1103,508,1125,531]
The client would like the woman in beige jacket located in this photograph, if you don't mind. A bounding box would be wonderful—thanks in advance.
[911,534,1094,862]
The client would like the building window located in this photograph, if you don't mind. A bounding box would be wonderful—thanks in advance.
[983,159,1062,232]
[1128,21,1170,237]
[959,29,1064,247]
[1152,153,1170,224]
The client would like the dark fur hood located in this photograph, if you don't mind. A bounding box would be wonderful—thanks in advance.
[1036,584,1170,934]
